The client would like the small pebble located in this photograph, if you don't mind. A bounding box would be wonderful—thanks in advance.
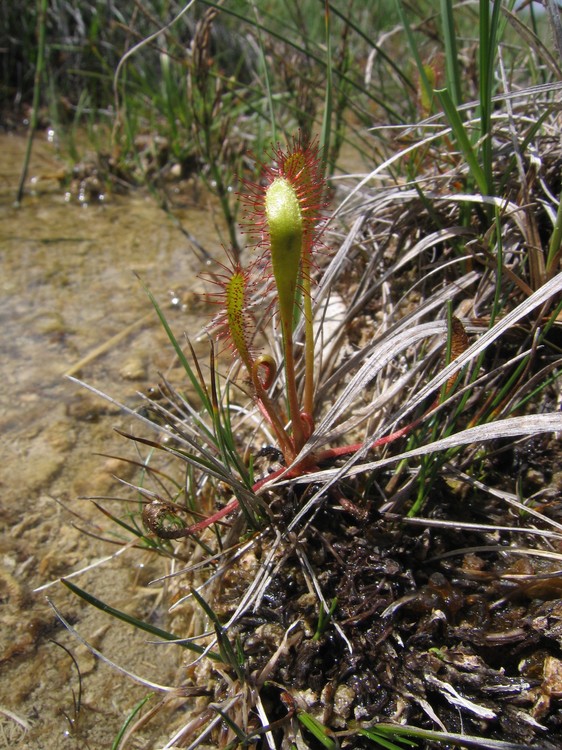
[119,353,147,381]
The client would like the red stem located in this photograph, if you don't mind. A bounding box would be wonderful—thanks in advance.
[179,414,424,536]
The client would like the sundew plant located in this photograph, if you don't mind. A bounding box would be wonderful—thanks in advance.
[186,133,474,534]
[64,125,562,749]
[210,135,326,464]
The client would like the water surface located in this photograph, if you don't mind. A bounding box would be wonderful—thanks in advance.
[0,131,222,748]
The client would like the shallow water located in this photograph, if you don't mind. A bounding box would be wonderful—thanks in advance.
[0,132,224,748]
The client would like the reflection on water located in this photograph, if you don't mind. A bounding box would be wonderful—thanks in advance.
[0,131,224,747]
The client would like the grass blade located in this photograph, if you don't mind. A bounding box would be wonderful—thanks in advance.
[440,0,462,107]
[395,0,435,113]
[320,1,333,174]
[138,276,213,416]
[375,723,538,750]
[359,726,417,749]
[435,87,489,196]
[112,695,152,750]
[297,712,337,749]
[190,587,243,680]
[478,0,504,195]
[61,579,220,659]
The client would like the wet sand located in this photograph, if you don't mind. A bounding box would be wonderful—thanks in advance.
[0,131,221,748]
